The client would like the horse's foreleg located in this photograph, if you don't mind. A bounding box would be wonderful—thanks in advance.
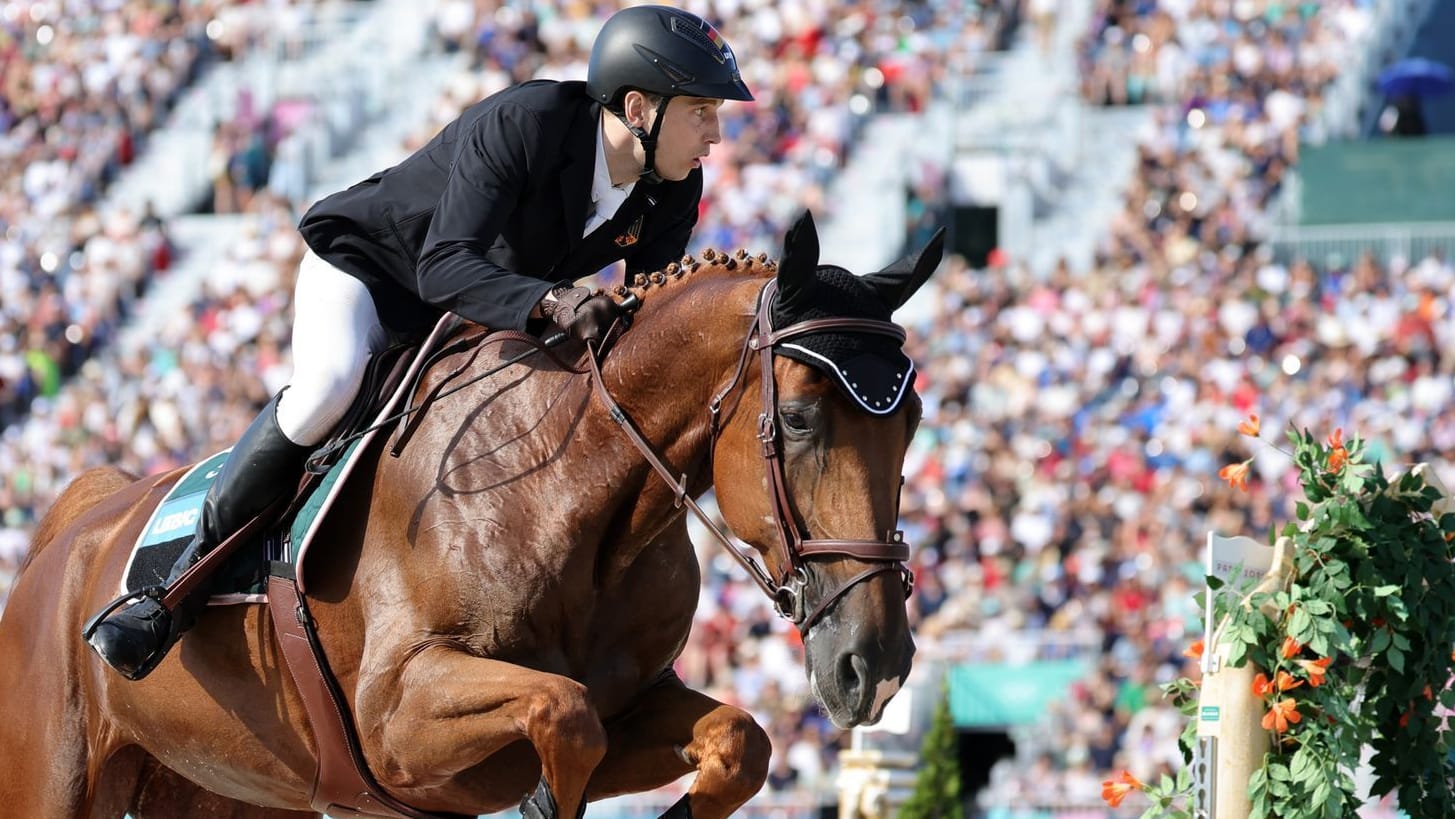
[368,647,606,818]
[587,674,771,819]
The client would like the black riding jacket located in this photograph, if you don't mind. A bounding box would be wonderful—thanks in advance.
[298,80,702,338]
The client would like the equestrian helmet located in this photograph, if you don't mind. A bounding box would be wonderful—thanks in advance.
[587,5,753,108]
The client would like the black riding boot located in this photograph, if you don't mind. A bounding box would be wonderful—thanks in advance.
[85,393,310,680]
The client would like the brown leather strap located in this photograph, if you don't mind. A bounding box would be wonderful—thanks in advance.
[756,315,906,348]
[796,538,911,561]
[267,572,470,819]
[586,281,914,631]
[159,495,289,610]
[585,349,782,599]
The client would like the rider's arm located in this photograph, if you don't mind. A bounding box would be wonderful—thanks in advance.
[415,101,558,330]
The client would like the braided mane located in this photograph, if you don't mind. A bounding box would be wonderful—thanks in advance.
[611,248,778,303]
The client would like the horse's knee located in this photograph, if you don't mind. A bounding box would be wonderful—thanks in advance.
[526,678,607,768]
[696,708,770,800]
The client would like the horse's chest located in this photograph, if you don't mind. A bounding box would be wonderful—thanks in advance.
[479,555,697,711]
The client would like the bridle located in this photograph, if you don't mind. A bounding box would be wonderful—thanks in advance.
[587,279,914,632]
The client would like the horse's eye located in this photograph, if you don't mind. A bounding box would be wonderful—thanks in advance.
[780,410,812,434]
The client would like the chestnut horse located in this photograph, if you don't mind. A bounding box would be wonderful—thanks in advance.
[0,213,941,818]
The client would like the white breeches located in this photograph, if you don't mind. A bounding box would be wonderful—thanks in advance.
[274,249,390,446]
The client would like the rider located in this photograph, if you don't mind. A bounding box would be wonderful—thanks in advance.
[86,4,753,680]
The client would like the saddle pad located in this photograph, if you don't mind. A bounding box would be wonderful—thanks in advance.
[118,450,266,604]
[119,439,373,605]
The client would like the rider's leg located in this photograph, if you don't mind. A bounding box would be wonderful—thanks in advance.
[86,251,388,680]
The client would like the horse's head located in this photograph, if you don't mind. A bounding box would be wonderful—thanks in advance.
[710,211,943,728]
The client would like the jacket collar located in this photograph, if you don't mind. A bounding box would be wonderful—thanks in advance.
[558,100,599,244]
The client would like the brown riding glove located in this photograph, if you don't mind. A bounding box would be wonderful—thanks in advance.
[542,285,622,344]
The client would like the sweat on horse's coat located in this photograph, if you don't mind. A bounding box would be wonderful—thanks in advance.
[0,212,942,819]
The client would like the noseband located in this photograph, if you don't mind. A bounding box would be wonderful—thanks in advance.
[588,280,914,633]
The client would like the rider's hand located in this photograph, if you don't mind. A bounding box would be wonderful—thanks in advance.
[541,285,622,344]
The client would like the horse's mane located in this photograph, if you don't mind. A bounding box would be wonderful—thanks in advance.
[609,248,777,304]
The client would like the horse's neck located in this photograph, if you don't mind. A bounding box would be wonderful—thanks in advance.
[586,275,763,565]
[380,274,762,585]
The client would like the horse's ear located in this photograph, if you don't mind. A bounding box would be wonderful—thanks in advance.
[775,210,820,315]
[862,227,946,310]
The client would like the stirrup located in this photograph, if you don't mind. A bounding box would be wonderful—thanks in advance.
[82,583,185,681]
[80,584,166,642]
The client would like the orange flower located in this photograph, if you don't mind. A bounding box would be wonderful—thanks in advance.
[1219,460,1251,491]
[1101,770,1143,808]
[1262,698,1302,732]
[1183,639,1205,660]
[1328,446,1348,473]
[1253,673,1276,697]
[1328,428,1343,448]
[1298,657,1333,687]
[1276,670,1305,692]
[1281,636,1303,659]
[1238,413,1261,437]
[1399,711,1411,728]
[1425,685,1435,701]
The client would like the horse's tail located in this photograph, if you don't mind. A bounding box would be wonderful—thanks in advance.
[19,466,137,577]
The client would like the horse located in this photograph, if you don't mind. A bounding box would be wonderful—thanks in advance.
[0,211,942,818]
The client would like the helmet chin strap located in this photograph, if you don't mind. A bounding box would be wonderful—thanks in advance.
[613,95,672,184]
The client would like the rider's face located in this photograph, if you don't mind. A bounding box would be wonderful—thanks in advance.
[647,96,724,181]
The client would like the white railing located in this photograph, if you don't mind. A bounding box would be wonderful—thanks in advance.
[1266,221,1455,265]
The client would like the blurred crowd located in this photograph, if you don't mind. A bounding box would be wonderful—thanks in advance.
[963,0,1453,810]
[2,0,1452,815]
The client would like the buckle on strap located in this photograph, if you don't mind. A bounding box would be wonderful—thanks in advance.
[772,568,809,623]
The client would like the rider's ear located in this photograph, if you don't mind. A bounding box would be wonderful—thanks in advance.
[861,227,945,310]
[774,210,820,317]
[622,90,648,127]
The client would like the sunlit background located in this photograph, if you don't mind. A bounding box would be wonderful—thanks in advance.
[3,0,1454,815]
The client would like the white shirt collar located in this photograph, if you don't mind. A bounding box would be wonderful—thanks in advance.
[587,120,635,236]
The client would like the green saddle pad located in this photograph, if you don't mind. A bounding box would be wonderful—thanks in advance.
[121,439,363,604]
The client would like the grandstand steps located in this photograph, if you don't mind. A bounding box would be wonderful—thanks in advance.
[1017,105,1151,274]
[816,114,926,273]
[104,0,440,221]
[109,2,465,351]
[926,0,1151,277]
[303,54,467,202]
[119,215,255,352]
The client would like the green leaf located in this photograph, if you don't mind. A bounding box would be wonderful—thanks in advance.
[1290,747,1318,784]
[1290,607,1315,642]
[1373,584,1401,597]
[1311,777,1330,806]
[1369,628,1392,654]
[1388,645,1405,674]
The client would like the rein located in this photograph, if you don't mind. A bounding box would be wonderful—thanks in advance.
[588,279,913,632]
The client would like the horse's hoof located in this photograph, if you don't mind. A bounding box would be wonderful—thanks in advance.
[519,775,587,819]
[85,599,175,681]
[519,776,557,819]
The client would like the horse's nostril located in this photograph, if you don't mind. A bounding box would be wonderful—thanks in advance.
[838,653,869,709]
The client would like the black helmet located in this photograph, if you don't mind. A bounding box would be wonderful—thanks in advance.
[587,5,753,108]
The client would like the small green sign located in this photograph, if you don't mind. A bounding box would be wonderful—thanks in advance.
[1200,706,1220,722]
